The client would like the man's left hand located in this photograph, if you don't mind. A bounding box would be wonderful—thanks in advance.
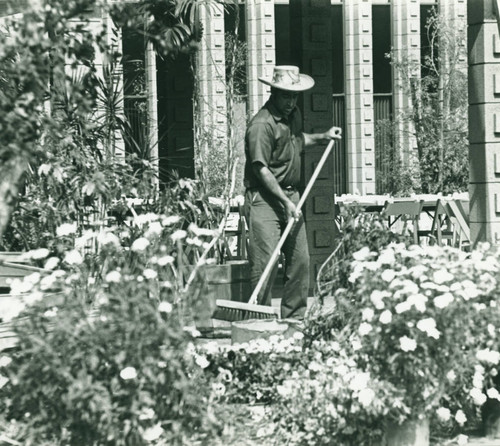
[325,126,342,140]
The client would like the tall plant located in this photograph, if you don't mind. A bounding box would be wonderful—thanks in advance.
[0,0,205,243]
[193,1,247,199]
[383,8,468,195]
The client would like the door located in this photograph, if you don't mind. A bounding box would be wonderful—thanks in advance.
[156,54,194,184]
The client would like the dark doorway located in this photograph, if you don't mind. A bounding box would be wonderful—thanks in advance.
[156,54,195,184]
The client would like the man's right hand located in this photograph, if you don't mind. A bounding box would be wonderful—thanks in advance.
[284,199,301,222]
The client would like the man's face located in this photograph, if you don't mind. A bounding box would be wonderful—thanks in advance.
[272,90,299,117]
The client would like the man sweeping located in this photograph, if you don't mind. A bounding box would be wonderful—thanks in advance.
[243,65,342,319]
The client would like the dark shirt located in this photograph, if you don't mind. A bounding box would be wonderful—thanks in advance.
[244,100,304,189]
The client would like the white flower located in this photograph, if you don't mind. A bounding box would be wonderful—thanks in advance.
[9,278,34,295]
[293,332,304,341]
[488,324,496,337]
[188,223,217,237]
[395,301,412,314]
[433,269,454,284]
[0,356,12,368]
[358,322,373,336]
[470,388,487,405]
[407,293,428,312]
[44,257,60,270]
[358,388,376,407]
[370,290,387,309]
[381,269,396,282]
[64,250,83,265]
[416,318,440,339]
[212,382,226,396]
[456,434,468,445]
[352,246,371,261]
[145,221,163,238]
[162,215,181,226]
[446,370,457,382]
[133,213,159,227]
[277,381,294,397]
[142,423,163,442]
[171,230,187,242]
[487,388,500,401]
[157,255,174,266]
[436,407,451,422]
[43,307,58,318]
[349,372,370,391]
[0,375,9,389]
[56,222,77,237]
[139,407,155,421]
[352,340,362,351]
[158,301,173,313]
[28,248,50,259]
[195,355,210,369]
[473,371,484,389]
[143,269,158,280]
[131,237,150,252]
[434,292,454,309]
[105,271,121,283]
[184,326,201,337]
[455,410,467,425]
[120,366,137,380]
[460,280,480,300]
[476,349,500,365]
[379,310,392,324]
[399,336,417,352]
[361,308,374,321]
[378,249,395,265]
[97,231,120,247]
[309,361,322,372]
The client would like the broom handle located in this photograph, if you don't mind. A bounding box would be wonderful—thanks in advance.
[248,139,336,305]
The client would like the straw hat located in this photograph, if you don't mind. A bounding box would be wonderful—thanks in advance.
[258,65,315,92]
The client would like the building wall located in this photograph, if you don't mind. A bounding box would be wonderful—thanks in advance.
[195,0,467,196]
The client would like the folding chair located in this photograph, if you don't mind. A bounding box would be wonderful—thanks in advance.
[383,199,424,245]
[220,205,248,260]
[427,199,471,250]
[446,199,471,251]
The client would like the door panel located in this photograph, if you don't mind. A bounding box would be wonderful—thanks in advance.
[156,54,194,184]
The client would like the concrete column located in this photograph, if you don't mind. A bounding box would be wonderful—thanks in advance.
[468,0,500,244]
[196,3,227,140]
[344,0,376,195]
[392,0,420,169]
[245,0,275,119]
[145,40,158,184]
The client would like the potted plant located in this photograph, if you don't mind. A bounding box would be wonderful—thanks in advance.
[315,242,500,445]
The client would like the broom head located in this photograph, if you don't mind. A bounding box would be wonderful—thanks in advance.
[212,299,280,322]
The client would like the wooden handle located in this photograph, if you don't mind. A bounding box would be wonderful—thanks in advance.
[248,139,337,305]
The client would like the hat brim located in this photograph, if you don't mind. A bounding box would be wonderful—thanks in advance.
[258,73,315,92]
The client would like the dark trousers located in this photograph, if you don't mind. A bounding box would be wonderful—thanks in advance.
[244,188,310,319]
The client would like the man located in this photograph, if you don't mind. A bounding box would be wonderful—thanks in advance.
[243,65,342,319]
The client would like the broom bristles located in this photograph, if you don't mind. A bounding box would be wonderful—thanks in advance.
[212,299,279,322]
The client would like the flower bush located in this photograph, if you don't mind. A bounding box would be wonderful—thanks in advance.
[197,334,307,405]
[312,242,500,435]
[0,212,224,446]
[196,334,405,445]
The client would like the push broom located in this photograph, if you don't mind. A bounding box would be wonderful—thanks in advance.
[212,138,337,322]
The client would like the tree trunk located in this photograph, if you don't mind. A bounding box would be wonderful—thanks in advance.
[0,158,26,242]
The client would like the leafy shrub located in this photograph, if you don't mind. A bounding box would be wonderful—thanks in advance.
[197,334,308,405]
[196,335,403,446]
[0,214,223,446]
[312,242,500,436]
[307,205,411,339]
